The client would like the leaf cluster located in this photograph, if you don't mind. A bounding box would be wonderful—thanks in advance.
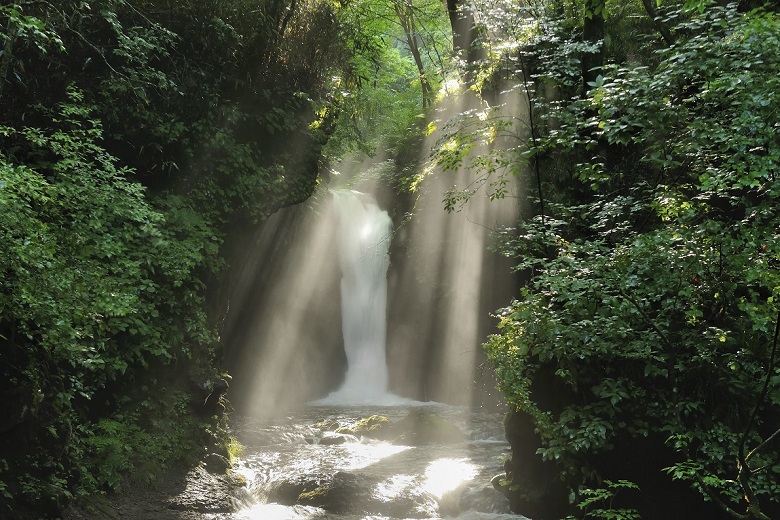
[483,2,780,517]
[0,0,374,514]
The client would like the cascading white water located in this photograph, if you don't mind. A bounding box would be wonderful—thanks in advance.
[325,190,394,403]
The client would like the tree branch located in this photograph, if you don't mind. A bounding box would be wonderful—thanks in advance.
[735,307,780,520]
[640,0,675,46]
[746,427,780,463]
[694,473,748,520]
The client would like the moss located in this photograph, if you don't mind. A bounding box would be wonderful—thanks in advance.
[298,485,332,502]
[350,415,391,435]
[387,409,463,445]
[225,435,245,465]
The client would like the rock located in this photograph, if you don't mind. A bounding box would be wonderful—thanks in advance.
[491,473,508,497]
[166,464,243,513]
[316,420,341,431]
[267,473,330,505]
[387,409,464,445]
[204,452,231,473]
[339,410,463,445]
[502,408,570,519]
[267,471,433,518]
[349,415,392,438]
[296,472,367,513]
[334,426,356,435]
[320,432,357,445]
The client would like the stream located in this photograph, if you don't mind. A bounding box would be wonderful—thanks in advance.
[201,191,524,520]
[219,403,524,520]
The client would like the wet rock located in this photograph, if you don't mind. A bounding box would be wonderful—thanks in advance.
[340,410,464,445]
[296,472,369,513]
[316,420,341,431]
[166,464,243,513]
[491,473,508,497]
[267,473,331,505]
[334,425,356,435]
[268,471,433,518]
[320,432,357,445]
[345,415,392,438]
[204,452,231,473]
[387,409,464,445]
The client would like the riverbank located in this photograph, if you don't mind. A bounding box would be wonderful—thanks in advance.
[62,463,245,520]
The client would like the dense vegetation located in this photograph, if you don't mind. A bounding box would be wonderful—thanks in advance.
[425,0,780,518]
[2,0,779,518]
[0,0,442,515]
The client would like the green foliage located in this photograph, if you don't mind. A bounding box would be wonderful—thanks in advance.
[0,3,64,54]
[321,0,454,160]
[565,480,641,520]
[0,85,221,512]
[1,0,367,514]
[1,0,452,513]
[80,392,209,493]
[482,2,780,517]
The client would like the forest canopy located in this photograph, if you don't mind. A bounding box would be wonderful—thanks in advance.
[442,1,780,518]
[0,0,448,514]
[2,0,779,518]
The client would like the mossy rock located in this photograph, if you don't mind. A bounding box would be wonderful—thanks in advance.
[387,409,464,446]
[340,415,392,439]
[337,411,463,445]
[295,472,368,513]
[298,485,333,502]
[295,472,429,517]
[267,473,330,505]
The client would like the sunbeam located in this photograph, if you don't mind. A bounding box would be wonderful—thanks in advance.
[386,84,528,406]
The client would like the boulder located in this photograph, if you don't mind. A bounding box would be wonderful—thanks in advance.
[386,409,464,445]
[267,473,331,505]
[346,415,392,438]
[167,464,243,513]
[320,432,358,445]
[267,471,433,518]
[204,452,231,473]
[337,411,463,445]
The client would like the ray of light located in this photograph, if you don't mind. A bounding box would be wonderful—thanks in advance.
[386,82,529,406]
[224,189,347,415]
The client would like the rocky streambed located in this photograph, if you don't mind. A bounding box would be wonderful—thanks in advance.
[66,403,523,520]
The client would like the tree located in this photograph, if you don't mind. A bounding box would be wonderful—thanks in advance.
[581,0,605,94]
[483,3,780,518]
[0,0,374,514]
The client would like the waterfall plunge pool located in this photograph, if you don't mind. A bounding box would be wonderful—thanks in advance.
[211,192,523,519]
[221,403,524,520]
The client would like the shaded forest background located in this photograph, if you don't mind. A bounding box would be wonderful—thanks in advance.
[1,0,779,519]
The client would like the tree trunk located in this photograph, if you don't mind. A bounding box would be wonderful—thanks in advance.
[443,0,485,88]
[640,0,674,46]
[445,0,473,57]
[581,0,605,96]
[394,1,433,108]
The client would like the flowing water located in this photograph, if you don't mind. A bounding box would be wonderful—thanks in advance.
[324,190,394,403]
[223,403,522,520]
[213,191,523,519]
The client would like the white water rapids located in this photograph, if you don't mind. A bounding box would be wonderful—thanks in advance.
[228,405,520,520]
[218,191,520,520]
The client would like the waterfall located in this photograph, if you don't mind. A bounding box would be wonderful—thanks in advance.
[322,190,394,403]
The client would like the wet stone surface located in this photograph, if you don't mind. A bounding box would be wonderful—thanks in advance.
[62,463,245,520]
[64,403,521,520]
